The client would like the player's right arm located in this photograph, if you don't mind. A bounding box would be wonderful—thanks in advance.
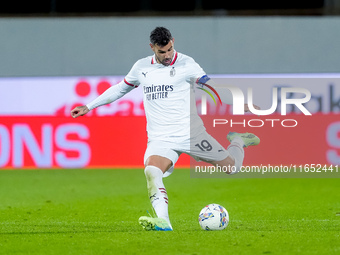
[70,61,141,118]
[70,80,137,118]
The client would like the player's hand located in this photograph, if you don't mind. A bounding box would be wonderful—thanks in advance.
[71,105,90,118]
[244,104,260,112]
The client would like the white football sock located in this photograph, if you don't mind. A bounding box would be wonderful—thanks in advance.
[227,137,244,174]
[144,165,172,228]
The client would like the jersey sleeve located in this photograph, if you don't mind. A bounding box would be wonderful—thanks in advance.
[124,61,140,88]
[186,57,207,85]
[86,60,142,110]
[86,80,135,110]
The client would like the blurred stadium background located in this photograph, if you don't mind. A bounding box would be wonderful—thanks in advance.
[1,5,339,255]
[1,0,340,169]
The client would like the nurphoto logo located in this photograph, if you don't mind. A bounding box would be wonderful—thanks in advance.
[200,84,312,116]
[198,82,312,128]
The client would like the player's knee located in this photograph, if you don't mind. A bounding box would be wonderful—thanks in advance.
[145,156,172,173]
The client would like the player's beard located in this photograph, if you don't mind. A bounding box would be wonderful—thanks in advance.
[156,55,173,66]
[162,58,172,66]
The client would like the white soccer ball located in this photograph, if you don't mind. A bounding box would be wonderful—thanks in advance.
[198,203,229,230]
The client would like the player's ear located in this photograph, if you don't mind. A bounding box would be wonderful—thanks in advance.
[150,43,155,51]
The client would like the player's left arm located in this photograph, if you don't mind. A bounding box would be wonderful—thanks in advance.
[196,75,260,112]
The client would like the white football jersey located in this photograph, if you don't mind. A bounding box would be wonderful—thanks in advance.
[124,51,206,141]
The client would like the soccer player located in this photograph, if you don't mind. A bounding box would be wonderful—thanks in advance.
[71,27,260,231]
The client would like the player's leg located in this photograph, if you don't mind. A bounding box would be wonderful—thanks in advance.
[190,132,237,174]
[189,131,259,174]
[212,142,243,174]
[140,156,173,231]
[144,155,172,225]
[213,132,260,174]
[139,141,179,231]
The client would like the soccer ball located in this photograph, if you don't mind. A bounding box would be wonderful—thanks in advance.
[198,203,229,230]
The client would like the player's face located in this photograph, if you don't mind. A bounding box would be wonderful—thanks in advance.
[150,39,175,66]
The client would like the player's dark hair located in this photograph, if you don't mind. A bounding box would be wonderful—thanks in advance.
[150,27,172,46]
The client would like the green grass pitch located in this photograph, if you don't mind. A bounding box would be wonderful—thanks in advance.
[0,169,339,255]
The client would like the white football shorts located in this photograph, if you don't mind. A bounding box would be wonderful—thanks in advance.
[144,131,230,177]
